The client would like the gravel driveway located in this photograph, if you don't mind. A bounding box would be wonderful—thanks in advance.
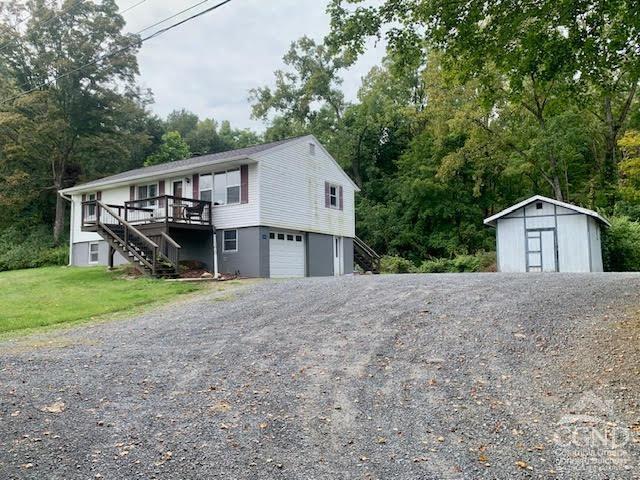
[1,273,640,479]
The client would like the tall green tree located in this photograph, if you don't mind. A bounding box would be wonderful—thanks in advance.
[144,131,190,166]
[0,0,143,242]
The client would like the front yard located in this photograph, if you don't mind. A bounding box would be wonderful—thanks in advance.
[0,266,202,335]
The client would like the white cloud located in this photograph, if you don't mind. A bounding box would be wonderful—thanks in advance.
[121,0,385,131]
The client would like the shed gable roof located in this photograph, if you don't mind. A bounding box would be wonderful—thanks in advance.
[484,195,610,227]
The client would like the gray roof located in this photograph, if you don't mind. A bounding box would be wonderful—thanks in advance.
[64,136,306,192]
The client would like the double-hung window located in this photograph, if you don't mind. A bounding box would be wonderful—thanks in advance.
[87,192,96,216]
[89,242,99,264]
[223,230,237,252]
[204,169,241,205]
[200,174,213,203]
[329,184,338,208]
[137,183,157,207]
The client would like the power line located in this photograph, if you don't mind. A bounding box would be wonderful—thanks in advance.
[0,0,86,54]
[0,0,150,54]
[0,0,234,106]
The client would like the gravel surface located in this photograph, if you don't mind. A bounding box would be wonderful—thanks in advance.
[1,273,640,479]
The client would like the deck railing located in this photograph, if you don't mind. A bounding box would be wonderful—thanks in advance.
[124,195,212,226]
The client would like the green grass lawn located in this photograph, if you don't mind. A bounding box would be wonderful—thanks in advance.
[0,266,203,335]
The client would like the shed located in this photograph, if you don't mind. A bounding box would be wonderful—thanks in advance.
[484,195,610,273]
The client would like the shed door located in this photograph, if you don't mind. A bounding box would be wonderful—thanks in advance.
[526,229,557,272]
[269,231,305,278]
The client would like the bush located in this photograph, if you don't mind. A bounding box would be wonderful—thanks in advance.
[602,216,640,271]
[380,255,417,273]
[380,252,496,274]
[0,227,68,272]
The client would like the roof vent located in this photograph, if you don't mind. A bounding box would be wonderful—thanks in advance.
[309,143,316,155]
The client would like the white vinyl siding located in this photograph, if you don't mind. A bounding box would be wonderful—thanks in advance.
[256,140,355,237]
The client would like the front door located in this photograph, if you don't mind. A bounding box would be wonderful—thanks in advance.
[333,236,343,276]
[173,180,183,198]
[526,228,557,272]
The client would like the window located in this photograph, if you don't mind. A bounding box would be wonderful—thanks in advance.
[89,242,99,264]
[277,233,285,240]
[200,174,213,202]
[137,183,157,206]
[87,192,96,216]
[536,202,543,210]
[329,184,338,208]
[269,232,275,239]
[287,234,294,241]
[203,169,241,205]
[223,230,237,252]
[295,235,302,242]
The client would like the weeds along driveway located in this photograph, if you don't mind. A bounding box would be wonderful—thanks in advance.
[1,273,640,479]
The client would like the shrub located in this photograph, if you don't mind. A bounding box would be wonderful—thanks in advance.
[380,255,417,273]
[380,252,496,274]
[602,216,640,271]
[0,227,68,272]
[418,251,496,273]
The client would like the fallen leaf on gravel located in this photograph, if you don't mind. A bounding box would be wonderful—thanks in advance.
[41,401,65,413]
[259,422,268,429]
[210,401,231,413]
[479,454,488,463]
[377,437,387,444]
[515,460,528,469]
[11,410,20,417]
[437,436,445,442]
[20,463,33,469]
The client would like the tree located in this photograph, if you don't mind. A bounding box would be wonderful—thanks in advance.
[144,131,190,166]
[328,0,640,207]
[0,0,142,242]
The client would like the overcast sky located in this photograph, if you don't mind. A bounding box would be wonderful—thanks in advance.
[121,0,385,131]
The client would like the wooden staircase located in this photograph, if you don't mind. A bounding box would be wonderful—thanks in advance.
[84,201,181,278]
[354,236,381,274]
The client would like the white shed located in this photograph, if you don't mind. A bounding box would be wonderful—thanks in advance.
[484,195,610,273]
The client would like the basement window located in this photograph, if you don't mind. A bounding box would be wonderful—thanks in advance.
[89,242,99,264]
[223,230,238,252]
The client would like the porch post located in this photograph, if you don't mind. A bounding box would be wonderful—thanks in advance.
[108,245,115,270]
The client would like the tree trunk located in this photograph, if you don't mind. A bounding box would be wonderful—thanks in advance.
[53,175,66,244]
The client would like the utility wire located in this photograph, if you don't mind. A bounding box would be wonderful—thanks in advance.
[120,0,149,16]
[0,0,86,54]
[0,0,234,106]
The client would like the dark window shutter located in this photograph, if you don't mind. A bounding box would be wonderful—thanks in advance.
[240,165,249,204]
[324,181,330,208]
[96,191,101,201]
[158,180,165,207]
[192,174,199,199]
[338,186,343,211]
[129,186,135,201]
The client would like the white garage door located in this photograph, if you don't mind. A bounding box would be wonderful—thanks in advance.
[269,231,305,278]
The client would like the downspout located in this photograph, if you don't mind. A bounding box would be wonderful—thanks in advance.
[58,190,73,266]
[212,229,220,278]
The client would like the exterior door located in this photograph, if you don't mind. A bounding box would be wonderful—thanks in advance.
[173,180,183,198]
[333,236,343,276]
[526,228,557,272]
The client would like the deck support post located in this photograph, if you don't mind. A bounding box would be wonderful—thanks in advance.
[108,245,115,270]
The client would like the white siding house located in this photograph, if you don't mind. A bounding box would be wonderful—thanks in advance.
[60,135,367,278]
[484,195,609,273]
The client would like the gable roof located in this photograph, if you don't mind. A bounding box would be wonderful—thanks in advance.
[60,135,319,194]
[484,195,610,227]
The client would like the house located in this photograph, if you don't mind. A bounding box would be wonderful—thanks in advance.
[60,135,380,278]
[484,195,610,273]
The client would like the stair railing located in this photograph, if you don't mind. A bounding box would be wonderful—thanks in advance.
[354,235,381,273]
[95,201,160,274]
[160,232,182,276]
